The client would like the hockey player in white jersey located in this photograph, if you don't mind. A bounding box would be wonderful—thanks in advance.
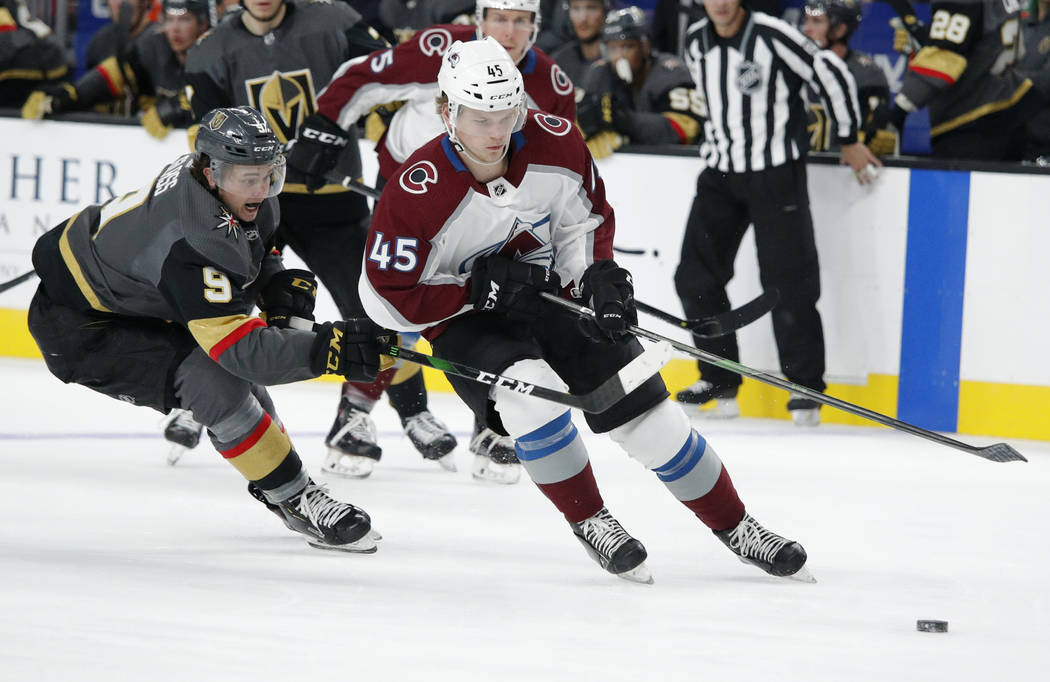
[359,37,813,584]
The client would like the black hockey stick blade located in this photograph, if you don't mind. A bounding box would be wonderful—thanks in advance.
[0,270,37,294]
[636,290,779,338]
[384,339,671,414]
[541,293,1027,463]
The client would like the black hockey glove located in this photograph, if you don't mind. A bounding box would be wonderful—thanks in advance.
[310,319,387,382]
[286,113,351,192]
[258,269,318,329]
[469,254,561,322]
[579,260,637,343]
[577,88,613,138]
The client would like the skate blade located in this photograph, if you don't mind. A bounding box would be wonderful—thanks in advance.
[323,453,375,479]
[615,562,654,585]
[434,452,457,472]
[470,456,521,484]
[166,444,188,466]
[306,534,379,554]
[695,401,740,420]
[737,556,817,583]
[367,528,383,542]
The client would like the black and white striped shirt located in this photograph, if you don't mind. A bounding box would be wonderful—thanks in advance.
[684,12,861,173]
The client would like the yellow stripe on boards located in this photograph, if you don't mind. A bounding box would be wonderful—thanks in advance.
[0,309,40,358]
[958,380,1050,441]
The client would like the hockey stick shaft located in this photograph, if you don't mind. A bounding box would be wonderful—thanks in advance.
[341,177,382,200]
[883,0,927,45]
[636,289,779,337]
[290,317,670,413]
[0,270,37,294]
[383,339,670,414]
[540,293,1026,463]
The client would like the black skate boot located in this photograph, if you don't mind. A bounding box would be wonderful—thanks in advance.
[469,423,521,484]
[571,507,653,584]
[248,481,379,553]
[401,410,458,471]
[714,513,814,582]
[163,408,203,466]
[675,380,739,418]
[324,397,382,478]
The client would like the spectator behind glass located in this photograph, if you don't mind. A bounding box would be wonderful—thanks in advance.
[85,0,156,71]
[0,0,69,108]
[885,0,1041,161]
[576,5,705,157]
[21,0,209,139]
[550,0,611,86]
[1017,0,1050,161]
[800,0,896,157]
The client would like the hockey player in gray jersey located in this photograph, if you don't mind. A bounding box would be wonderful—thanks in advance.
[576,6,706,158]
[888,0,1042,160]
[801,0,897,156]
[21,0,209,138]
[26,107,387,553]
[550,0,611,86]
[185,0,461,476]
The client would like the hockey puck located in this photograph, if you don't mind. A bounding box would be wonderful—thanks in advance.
[916,620,949,633]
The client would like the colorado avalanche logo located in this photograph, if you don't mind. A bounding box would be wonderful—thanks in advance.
[533,113,572,136]
[457,215,553,274]
[551,64,573,96]
[419,28,453,57]
[399,160,439,194]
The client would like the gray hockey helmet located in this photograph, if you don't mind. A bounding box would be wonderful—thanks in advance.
[804,0,862,43]
[195,107,286,197]
[602,6,649,43]
[163,0,209,19]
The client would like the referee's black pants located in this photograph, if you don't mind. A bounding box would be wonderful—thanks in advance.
[674,159,826,394]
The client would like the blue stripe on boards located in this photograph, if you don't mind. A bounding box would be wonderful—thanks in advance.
[898,169,970,432]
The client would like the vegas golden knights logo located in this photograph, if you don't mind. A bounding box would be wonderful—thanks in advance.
[245,69,318,143]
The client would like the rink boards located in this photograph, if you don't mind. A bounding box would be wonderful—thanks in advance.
[0,116,1046,441]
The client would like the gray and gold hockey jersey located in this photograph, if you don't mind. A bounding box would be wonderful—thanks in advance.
[184,0,386,192]
[31,156,319,386]
[807,50,890,151]
[578,51,705,145]
[898,0,1033,138]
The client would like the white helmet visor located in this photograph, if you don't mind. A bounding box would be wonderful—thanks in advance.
[209,155,287,199]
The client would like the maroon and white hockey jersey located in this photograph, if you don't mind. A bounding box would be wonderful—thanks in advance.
[359,111,613,339]
[316,24,577,180]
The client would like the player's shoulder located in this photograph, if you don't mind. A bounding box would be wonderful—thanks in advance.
[847,50,886,79]
[517,109,587,169]
[652,51,692,79]
[185,18,247,66]
[294,0,361,26]
[408,23,474,58]
[379,136,472,225]
[520,48,575,99]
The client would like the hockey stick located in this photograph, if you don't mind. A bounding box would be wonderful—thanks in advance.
[0,270,37,294]
[290,317,671,413]
[540,293,1027,463]
[384,339,672,414]
[637,289,779,338]
[883,0,928,47]
[341,177,382,200]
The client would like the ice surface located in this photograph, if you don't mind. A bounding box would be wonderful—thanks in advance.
[1,358,1047,681]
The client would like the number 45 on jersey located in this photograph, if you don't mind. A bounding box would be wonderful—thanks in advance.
[369,232,419,272]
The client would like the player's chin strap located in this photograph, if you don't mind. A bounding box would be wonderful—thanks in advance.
[539,293,1027,464]
[448,136,508,167]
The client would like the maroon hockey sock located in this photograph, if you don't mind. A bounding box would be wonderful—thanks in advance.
[342,367,397,405]
[535,462,605,524]
[681,465,746,531]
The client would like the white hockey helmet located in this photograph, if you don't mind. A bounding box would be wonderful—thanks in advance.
[475,0,542,58]
[438,37,527,145]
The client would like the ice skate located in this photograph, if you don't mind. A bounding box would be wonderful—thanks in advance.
[162,408,203,465]
[571,507,653,584]
[324,398,382,478]
[676,380,740,419]
[248,482,381,542]
[714,513,814,582]
[787,397,821,427]
[248,481,377,553]
[469,425,521,484]
[402,410,458,471]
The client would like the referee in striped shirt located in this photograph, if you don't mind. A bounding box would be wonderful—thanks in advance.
[673,0,879,426]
